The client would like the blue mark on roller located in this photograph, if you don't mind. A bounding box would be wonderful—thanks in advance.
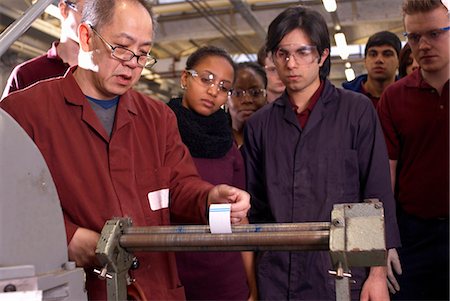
[210,208,230,212]
[176,226,184,233]
[254,226,262,232]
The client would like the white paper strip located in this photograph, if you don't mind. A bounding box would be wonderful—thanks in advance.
[0,291,42,301]
[209,203,232,234]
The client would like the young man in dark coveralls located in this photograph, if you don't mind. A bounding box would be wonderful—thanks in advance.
[0,0,250,300]
[241,6,400,300]
[378,0,449,299]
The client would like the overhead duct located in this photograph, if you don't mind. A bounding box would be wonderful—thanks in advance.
[229,0,266,42]
[186,0,253,60]
[0,0,54,57]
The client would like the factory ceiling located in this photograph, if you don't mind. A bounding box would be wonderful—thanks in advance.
[0,0,405,101]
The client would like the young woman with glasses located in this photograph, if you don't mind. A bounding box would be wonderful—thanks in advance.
[167,46,257,301]
[227,62,267,148]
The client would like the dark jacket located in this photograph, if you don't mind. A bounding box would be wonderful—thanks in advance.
[242,79,400,300]
[342,73,367,93]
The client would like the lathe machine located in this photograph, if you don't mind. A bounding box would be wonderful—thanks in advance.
[0,108,386,301]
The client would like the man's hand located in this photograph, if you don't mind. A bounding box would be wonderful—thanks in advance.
[360,266,389,301]
[387,248,402,294]
[68,227,101,267]
[208,184,250,224]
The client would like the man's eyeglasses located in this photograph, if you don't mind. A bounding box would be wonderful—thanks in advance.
[403,26,450,47]
[64,0,78,12]
[89,24,157,69]
[272,44,318,65]
[230,88,267,101]
[186,69,232,95]
[264,66,278,74]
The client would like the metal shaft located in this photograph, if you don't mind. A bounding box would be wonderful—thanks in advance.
[0,0,54,57]
[120,223,330,252]
[124,222,330,234]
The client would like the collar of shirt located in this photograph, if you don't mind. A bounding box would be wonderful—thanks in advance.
[360,81,380,107]
[289,80,324,129]
[47,41,62,61]
[402,68,450,95]
[62,66,139,115]
[404,68,450,91]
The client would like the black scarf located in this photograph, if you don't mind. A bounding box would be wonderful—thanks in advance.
[167,98,233,158]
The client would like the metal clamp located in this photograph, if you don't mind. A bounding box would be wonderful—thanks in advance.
[95,218,134,301]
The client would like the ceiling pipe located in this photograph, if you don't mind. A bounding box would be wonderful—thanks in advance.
[190,0,250,54]
[228,0,266,42]
[153,0,292,15]
[0,5,61,39]
[186,0,253,59]
[0,0,54,57]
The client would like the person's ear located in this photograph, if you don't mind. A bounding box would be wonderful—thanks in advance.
[78,23,92,52]
[180,70,189,90]
[318,48,330,67]
[58,0,70,19]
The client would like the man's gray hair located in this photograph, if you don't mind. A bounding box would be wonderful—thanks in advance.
[81,0,157,41]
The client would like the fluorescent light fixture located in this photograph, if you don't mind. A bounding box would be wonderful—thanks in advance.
[334,32,349,60]
[322,0,337,12]
[158,0,184,3]
[345,68,356,81]
[45,4,63,21]
[141,68,161,81]
[330,44,362,58]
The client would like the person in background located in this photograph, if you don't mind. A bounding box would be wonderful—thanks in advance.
[242,5,400,300]
[227,62,267,148]
[398,43,419,78]
[167,46,257,301]
[257,46,285,102]
[342,31,401,107]
[2,0,84,99]
[377,0,449,299]
[0,0,250,299]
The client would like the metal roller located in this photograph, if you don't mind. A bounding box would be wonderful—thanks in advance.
[124,222,330,235]
[120,229,330,252]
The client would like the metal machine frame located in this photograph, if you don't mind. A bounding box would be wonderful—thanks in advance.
[96,201,386,301]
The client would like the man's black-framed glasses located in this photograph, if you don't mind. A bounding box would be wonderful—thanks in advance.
[403,26,450,47]
[186,69,233,95]
[89,24,157,69]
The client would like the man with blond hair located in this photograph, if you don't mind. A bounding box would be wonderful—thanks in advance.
[378,0,449,299]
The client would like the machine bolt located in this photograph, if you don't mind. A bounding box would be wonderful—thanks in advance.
[131,257,140,270]
[332,218,343,227]
[328,270,352,279]
[4,284,17,292]
[94,265,113,280]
